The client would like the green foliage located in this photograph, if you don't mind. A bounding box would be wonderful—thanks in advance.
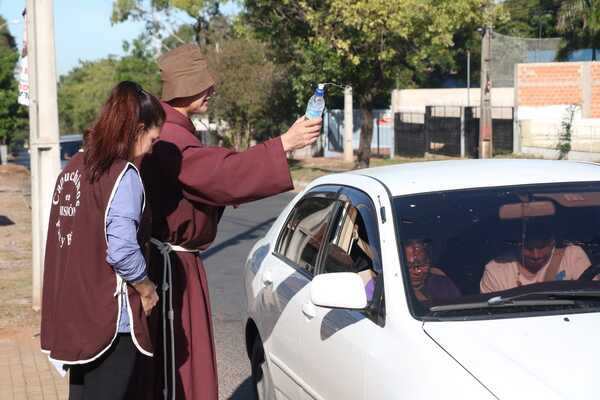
[58,39,161,134]
[206,35,292,149]
[497,0,560,38]
[497,0,600,60]
[111,0,226,46]
[243,0,485,166]
[0,16,28,146]
[557,105,577,160]
[557,0,600,60]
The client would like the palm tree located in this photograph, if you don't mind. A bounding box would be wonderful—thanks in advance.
[557,0,600,60]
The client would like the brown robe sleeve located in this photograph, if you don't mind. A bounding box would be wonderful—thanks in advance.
[178,137,294,206]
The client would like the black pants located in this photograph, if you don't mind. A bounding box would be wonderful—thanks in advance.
[68,333,137,400]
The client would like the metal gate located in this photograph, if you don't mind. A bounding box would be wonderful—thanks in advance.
[395,106,514,158]
[395,112,426,157]
[425,106,462,156]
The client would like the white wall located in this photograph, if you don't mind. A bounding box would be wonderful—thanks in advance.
[520,119,600,157]
[518,105,583,121]
[391,88,514,113]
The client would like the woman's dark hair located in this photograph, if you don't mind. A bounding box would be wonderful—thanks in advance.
[84,81,165,182]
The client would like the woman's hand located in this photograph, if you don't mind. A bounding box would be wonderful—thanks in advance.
[132,277,159,316]
[280,116,323,152]
[140,290,159,316]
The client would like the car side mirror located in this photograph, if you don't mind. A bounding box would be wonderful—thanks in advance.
[310,272,367,310]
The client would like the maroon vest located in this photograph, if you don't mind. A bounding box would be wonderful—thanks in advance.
[41,153,152,363]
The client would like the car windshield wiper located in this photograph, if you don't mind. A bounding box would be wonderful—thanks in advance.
[486,290,600,306]
[429,290,600,312]
[429,298,575,312]
[429,290,600,313]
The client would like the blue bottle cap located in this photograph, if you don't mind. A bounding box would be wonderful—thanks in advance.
[315,83,325,96]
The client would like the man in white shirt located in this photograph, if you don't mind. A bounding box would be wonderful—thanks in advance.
[480,223,591,293]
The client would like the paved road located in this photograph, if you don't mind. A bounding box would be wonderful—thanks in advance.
[203,192,296,400]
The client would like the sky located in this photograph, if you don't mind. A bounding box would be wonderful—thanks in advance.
[0,0,239,77]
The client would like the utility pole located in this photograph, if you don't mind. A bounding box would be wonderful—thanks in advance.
[467,50,471,107]
[343,86,353,163]
[479,26,493,159]
[27,0,61,311]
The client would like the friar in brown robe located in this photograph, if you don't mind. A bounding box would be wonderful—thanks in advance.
[132,43,322,399]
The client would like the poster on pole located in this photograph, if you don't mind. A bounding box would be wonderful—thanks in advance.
[18,9,29,107]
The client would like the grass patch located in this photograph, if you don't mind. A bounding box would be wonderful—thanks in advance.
[493,152,544,159]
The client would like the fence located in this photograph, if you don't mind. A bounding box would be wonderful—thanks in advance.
[395,106,514,158]
[324,109,394,157]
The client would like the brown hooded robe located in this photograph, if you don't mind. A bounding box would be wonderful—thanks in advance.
[133,102,293,399]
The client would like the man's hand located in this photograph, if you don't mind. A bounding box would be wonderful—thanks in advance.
[132,277,159,316]
[280,116,322,152]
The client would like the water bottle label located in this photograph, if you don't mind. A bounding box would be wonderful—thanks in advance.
[306,109,323,119]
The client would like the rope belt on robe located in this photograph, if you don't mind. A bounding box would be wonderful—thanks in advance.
[150,238,200,400]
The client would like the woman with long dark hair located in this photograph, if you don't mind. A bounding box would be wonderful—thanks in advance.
[41,81,165,400]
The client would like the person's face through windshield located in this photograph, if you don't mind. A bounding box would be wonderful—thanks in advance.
[405,241,431,289]
[521,238,555,273]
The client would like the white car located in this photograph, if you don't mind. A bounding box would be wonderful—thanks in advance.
[244,159,600,400]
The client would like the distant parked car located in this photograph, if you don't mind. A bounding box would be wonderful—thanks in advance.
[59,134,83,168]
[10,134,83,170]
[244,159,600,400]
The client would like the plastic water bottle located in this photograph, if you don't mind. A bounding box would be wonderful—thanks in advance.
[305,83,326,119]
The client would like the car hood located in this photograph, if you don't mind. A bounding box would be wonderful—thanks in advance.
[423,312,600,400]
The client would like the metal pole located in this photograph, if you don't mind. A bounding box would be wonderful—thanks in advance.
[479,27,493,159]
[376,113,380,156]
[467,50,471,107]
[460,107,466,158]
[27,0,61,311]
[343,86,353,163]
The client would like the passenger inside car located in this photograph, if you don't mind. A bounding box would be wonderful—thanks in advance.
[480,217,591,293]
[403,239,460,302]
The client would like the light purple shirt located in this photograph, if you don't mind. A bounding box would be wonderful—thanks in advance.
[106,166,147,332]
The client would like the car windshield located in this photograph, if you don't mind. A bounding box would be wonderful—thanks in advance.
[394,182,600,319]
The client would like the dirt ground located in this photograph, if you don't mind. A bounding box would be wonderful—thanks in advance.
[0,164,38,336]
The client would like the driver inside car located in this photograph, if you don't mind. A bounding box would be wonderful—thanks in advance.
[480,218,592,293]
[404,239,460,302]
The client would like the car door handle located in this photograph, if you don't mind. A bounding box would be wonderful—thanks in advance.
[262,269,273,286]
[302,302,316,319]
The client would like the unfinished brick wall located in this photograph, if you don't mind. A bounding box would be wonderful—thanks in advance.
[592,63,600,118]
[516,61,600,118]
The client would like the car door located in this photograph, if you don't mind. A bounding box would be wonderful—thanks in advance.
[258,187,339,399]
[289,181,388,400]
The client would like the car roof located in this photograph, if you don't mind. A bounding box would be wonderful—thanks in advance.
[314,159,600,197]
[60,134,83,142]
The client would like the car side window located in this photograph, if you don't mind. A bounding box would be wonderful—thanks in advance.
[319,189,384,324]
[276,195,337,276]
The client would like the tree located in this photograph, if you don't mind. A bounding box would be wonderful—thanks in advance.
[497,0,560,38]
[58,58,119,134]
[557,0,600,60]
[111,0,228,49]
[0,15,28,150]
[206,35,290,150]
[58,38,161,134]
[244,0,485,167]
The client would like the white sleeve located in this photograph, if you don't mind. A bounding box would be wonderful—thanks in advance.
[564,245,591,279]
[480,262,501,293]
